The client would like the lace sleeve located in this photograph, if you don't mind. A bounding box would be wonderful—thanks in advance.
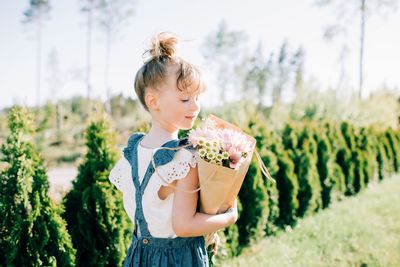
[155,148,197,186]
[109,156,131,192]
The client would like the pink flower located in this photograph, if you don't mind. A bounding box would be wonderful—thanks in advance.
[188,118,253,170]
[228,147,241,163]
[188,128,204,148]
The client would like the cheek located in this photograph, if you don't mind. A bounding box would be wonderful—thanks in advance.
[172,104,185,118]
[164,101,184,119]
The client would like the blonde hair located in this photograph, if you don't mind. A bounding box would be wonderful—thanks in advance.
[134,32,206,111]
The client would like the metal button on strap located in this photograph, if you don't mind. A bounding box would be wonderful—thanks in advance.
[142,238,149,244]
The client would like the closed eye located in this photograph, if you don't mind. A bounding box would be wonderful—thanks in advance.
[181,95,199,103]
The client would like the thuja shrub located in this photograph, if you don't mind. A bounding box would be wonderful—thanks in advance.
[376,134,391,180]
[217,205,241,258]
[350,127,367,194]
[273,149,299,227]
[294,125,322,216]
[248,117,280,236]
[323,121,346,196]
[358,128,378,186]
[313,124,336,209]
[352,147,366,193]
[380,132,395,175]
[385,128,400,172]
[214,200,242,260]
[295,148,322,216]
[237,155,269,247]
[272,123,299,227]
[281,122,299,152]
[330,162,346,201]
[259,147,280,236]
[296,124,318,157]
[62,116,131,266]
[0,106,75,266]
[339,122,358,196]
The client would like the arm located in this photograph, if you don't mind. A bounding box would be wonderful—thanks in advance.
[172,165,238,237]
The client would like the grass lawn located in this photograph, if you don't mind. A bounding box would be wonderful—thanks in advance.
[219,175,400,267]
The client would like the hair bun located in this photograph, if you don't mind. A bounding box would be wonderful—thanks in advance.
[148,32,178,60]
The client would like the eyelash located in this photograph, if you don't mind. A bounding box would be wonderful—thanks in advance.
[181,95,199,103]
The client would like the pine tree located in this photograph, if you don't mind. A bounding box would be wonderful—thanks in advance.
[62,115,131,266]
[0,106,75,266]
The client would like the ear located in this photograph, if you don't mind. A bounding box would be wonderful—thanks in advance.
[145,90,159,111]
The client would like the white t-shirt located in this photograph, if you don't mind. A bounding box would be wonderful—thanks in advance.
[108,141,197,238]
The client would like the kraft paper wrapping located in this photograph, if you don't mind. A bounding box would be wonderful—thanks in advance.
[198,114,256,215]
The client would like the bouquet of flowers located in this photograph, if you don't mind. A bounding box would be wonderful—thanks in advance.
[187,114,274,257]
[188,114,273,215]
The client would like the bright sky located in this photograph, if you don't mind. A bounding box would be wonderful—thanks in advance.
[1,0,399,109]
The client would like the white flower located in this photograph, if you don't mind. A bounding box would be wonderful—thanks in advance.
[222,151,229,159]
[199,148,207,158]
[206,152,216,160]
[198,137,206,146]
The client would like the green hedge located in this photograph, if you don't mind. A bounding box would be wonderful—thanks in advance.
[217,117,400,261]
[2,107,400,264]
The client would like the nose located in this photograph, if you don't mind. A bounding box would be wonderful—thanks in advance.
[190,96,200,113]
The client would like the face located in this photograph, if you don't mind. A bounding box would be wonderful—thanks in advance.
[147,69,202,132]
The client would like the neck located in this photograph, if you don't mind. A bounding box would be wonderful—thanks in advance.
[141,118,179,148]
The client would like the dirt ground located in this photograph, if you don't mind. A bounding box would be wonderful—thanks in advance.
[47,167,77,203]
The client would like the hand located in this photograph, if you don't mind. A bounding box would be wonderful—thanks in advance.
[225,198,238,224]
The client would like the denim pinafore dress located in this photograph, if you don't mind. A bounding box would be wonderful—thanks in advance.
[122,133,209,267]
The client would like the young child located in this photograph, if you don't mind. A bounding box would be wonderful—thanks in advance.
[109,32,238,267]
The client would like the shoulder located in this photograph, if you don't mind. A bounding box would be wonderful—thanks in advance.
[109,155,131,192]
[174,148,197,167]
[155,147,197,186]
[126,132,146,143]
[123,132,146,163]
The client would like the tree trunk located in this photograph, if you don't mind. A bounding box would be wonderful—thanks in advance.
[105,27,112,115]
[86,0,93,102]
[56,103,62,143]
[359,0,366,99]
[36,8,42,109]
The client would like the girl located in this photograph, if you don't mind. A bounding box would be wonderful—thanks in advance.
[109,32,238,267]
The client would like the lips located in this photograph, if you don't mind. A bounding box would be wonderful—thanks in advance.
[185,115,196,120]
